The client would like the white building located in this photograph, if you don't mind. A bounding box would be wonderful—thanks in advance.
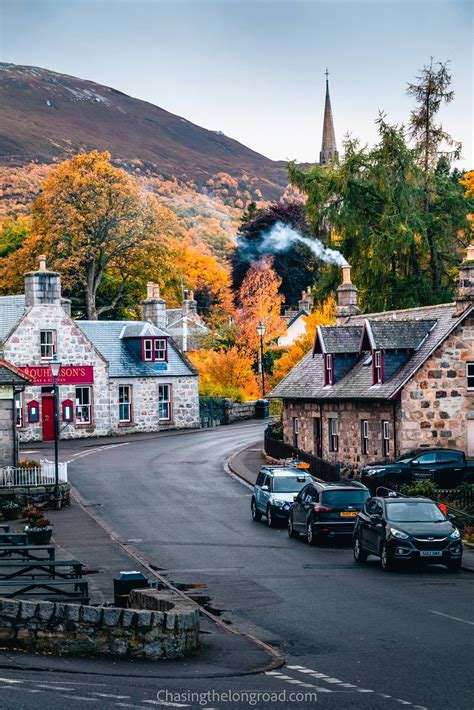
[0,258,200,442]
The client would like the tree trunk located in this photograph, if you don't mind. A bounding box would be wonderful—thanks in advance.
[85,265,98,320]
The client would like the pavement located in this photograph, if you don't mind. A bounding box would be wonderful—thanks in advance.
[228,442,474,573]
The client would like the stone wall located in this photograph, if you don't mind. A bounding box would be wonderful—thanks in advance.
[0,589,199,660]
[227,400,257,422]
[0,482,70,509]
[0,399,16,467]
[283,399,399,473]
[399,316,474,454]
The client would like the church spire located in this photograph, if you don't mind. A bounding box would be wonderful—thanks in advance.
[319,69,338,165]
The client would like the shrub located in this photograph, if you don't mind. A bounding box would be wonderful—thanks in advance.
[18,460,40,469]
[462,525,474,544]
[401,481,438,498]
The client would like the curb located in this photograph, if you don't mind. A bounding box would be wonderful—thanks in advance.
[69,485,285,677]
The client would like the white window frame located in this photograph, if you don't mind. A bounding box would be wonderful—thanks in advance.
[40,330,56,360]
[467,362,474,390]
[328,417,339,452]
[361,419,369,455]
[292,417,299,448]
[382,420,390,457]
[374,350,383,384]
[118,385,132,423]
[325,353,334,385]
[143,339,154,362]
[14,391,23,428]
[158,384,171,421]
[75,386,92,425]
[154,338,167,361]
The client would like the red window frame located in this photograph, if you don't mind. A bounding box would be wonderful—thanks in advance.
[373,350,384,384]
[62,399,74,423]
[323,353,334,386]
[27,400,40,424]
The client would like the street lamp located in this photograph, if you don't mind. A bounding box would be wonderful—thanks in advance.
[49,354,62,510]
[256,322,266,399]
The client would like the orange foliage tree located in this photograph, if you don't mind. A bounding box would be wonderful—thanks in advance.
[188,347,260,401]
[235,257,285,356]
[270,296,336,388]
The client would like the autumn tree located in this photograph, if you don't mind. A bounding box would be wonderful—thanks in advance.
[407,59,462,291]
[31,151,177,319]
[235,256,285,355]
[460,171,474,199]
[188,347,260,401]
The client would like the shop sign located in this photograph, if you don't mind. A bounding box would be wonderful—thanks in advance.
[18,366,94,385]
[0,385,13,399]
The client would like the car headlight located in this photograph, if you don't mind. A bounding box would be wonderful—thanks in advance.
[450,529,461,540]
[389,527,409,540]
[272,499,285,508]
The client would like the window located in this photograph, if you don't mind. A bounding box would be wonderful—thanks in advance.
[62,399,74,423]
[374,350,383,384]
[158,384,171,421]
[143,339,154,362]
[118,385,132,423]
[14,392,23,428]
[292,417,298,448]
[256,471,265,486]
[382,420,390,457]
[467,362,474,389]
[27,400,40,424]
[154,339,167,361]
[324,353,334,385]
[437,451,462,464]
[415,451,437,465]
[303,486,318,503]
[328,417,338,452]
[361,419,369,455]
[75,386,92,425]
[40,330,56,359]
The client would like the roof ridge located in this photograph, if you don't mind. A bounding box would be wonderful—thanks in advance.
[357,302,455,319]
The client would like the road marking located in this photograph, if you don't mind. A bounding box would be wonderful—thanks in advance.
[265,671,332,693]
[37,684,77,690]
[68,442,130,463]
[143,701,190,707]
[429,610,474,626]
[60,695,98,701]
[92,692,132,699]
[0,678,23,684]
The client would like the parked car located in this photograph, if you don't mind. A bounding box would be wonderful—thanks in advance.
[251,466,313,527]
[287,480,370,544]
[361,448,474,492]
[353,495,463,571]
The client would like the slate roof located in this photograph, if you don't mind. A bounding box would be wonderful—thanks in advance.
[121,322,168,338]
[0,296,26,340]
[271,303,466,401]
[77,321,197,378]
[366,319,436,350]
[315,325,362,354]
[0,360,32,385]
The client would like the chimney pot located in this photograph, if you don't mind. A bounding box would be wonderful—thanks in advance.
[39,255,47,272]
[341,264,352,284]
[335,262,360,324]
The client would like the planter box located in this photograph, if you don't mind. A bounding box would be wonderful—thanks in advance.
[2,508,21,521]
[26,528,52,544]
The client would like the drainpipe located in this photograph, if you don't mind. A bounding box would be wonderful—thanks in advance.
[392,401,398,459]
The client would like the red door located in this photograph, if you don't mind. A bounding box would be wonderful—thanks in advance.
[41,396,55,441]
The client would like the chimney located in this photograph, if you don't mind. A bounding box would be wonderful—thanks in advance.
[182,289,197,316]
[455,244,474,316]
[141,282,167,329]
[336,264,360,325]
[298,287,313,313]
[24,255,62,307]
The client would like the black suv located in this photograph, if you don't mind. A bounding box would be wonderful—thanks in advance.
[288,480,370,544]
[353,496,463,571]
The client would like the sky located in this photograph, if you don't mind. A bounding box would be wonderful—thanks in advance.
[1,0,473,168]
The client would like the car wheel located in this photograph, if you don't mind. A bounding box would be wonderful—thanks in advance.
[287,516,299,538]
[353,535,368,563]
[380,543,394,571]
[306,522,318,546]
[267,506,277,528]
[251,498,262,522]
[447,558,462,572]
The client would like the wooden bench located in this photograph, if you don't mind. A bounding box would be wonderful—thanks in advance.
[0,578,89,604]
[0,525,10,532]
[0,559,84,580]
[0,532,28,545]
[0,544,55,561]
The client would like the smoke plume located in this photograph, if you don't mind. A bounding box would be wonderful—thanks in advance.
[257,221,348,266]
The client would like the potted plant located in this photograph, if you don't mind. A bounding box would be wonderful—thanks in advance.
[24,508,52,544]
[1,500,21,521]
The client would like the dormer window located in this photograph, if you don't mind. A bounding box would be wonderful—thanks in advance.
[142,337,168,363]
[373,350,383,384]
[324,354,334,386]
[143,339,154,361]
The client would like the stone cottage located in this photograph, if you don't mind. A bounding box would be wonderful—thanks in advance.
[0,258,199,442]
[276,289,313,348]
[270,247,474,471]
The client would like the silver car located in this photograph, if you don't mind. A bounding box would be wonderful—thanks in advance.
[251,466,313,528]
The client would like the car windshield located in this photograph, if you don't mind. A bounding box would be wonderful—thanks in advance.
[385,501,446,523]
[272,477,311,493]
[321,490,370,506]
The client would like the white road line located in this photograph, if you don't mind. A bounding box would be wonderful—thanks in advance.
[0,677,23,683]
[92,692,131,699]
[143,701,191,707]
[265,671,332,693]
[429,610,474,626]
[357,689,375,693]
[60,696,98,702]
[394,701,412,705]
[37,684,77,690]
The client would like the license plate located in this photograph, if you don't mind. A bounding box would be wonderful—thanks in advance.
[340,511,357,518]
[420,550,442,557]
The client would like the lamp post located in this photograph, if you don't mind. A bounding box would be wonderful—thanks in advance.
[49,355,62,510]
[256,322,266,399]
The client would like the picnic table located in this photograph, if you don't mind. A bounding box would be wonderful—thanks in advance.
[0,559,84,580]
[0,532,28,545]
[0,524,10,532]
[0,578,89,604]
[0,544,55,561]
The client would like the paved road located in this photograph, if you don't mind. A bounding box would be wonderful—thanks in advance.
[10,423,473,710]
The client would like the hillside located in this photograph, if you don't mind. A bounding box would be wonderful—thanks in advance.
[0,63,288,200]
